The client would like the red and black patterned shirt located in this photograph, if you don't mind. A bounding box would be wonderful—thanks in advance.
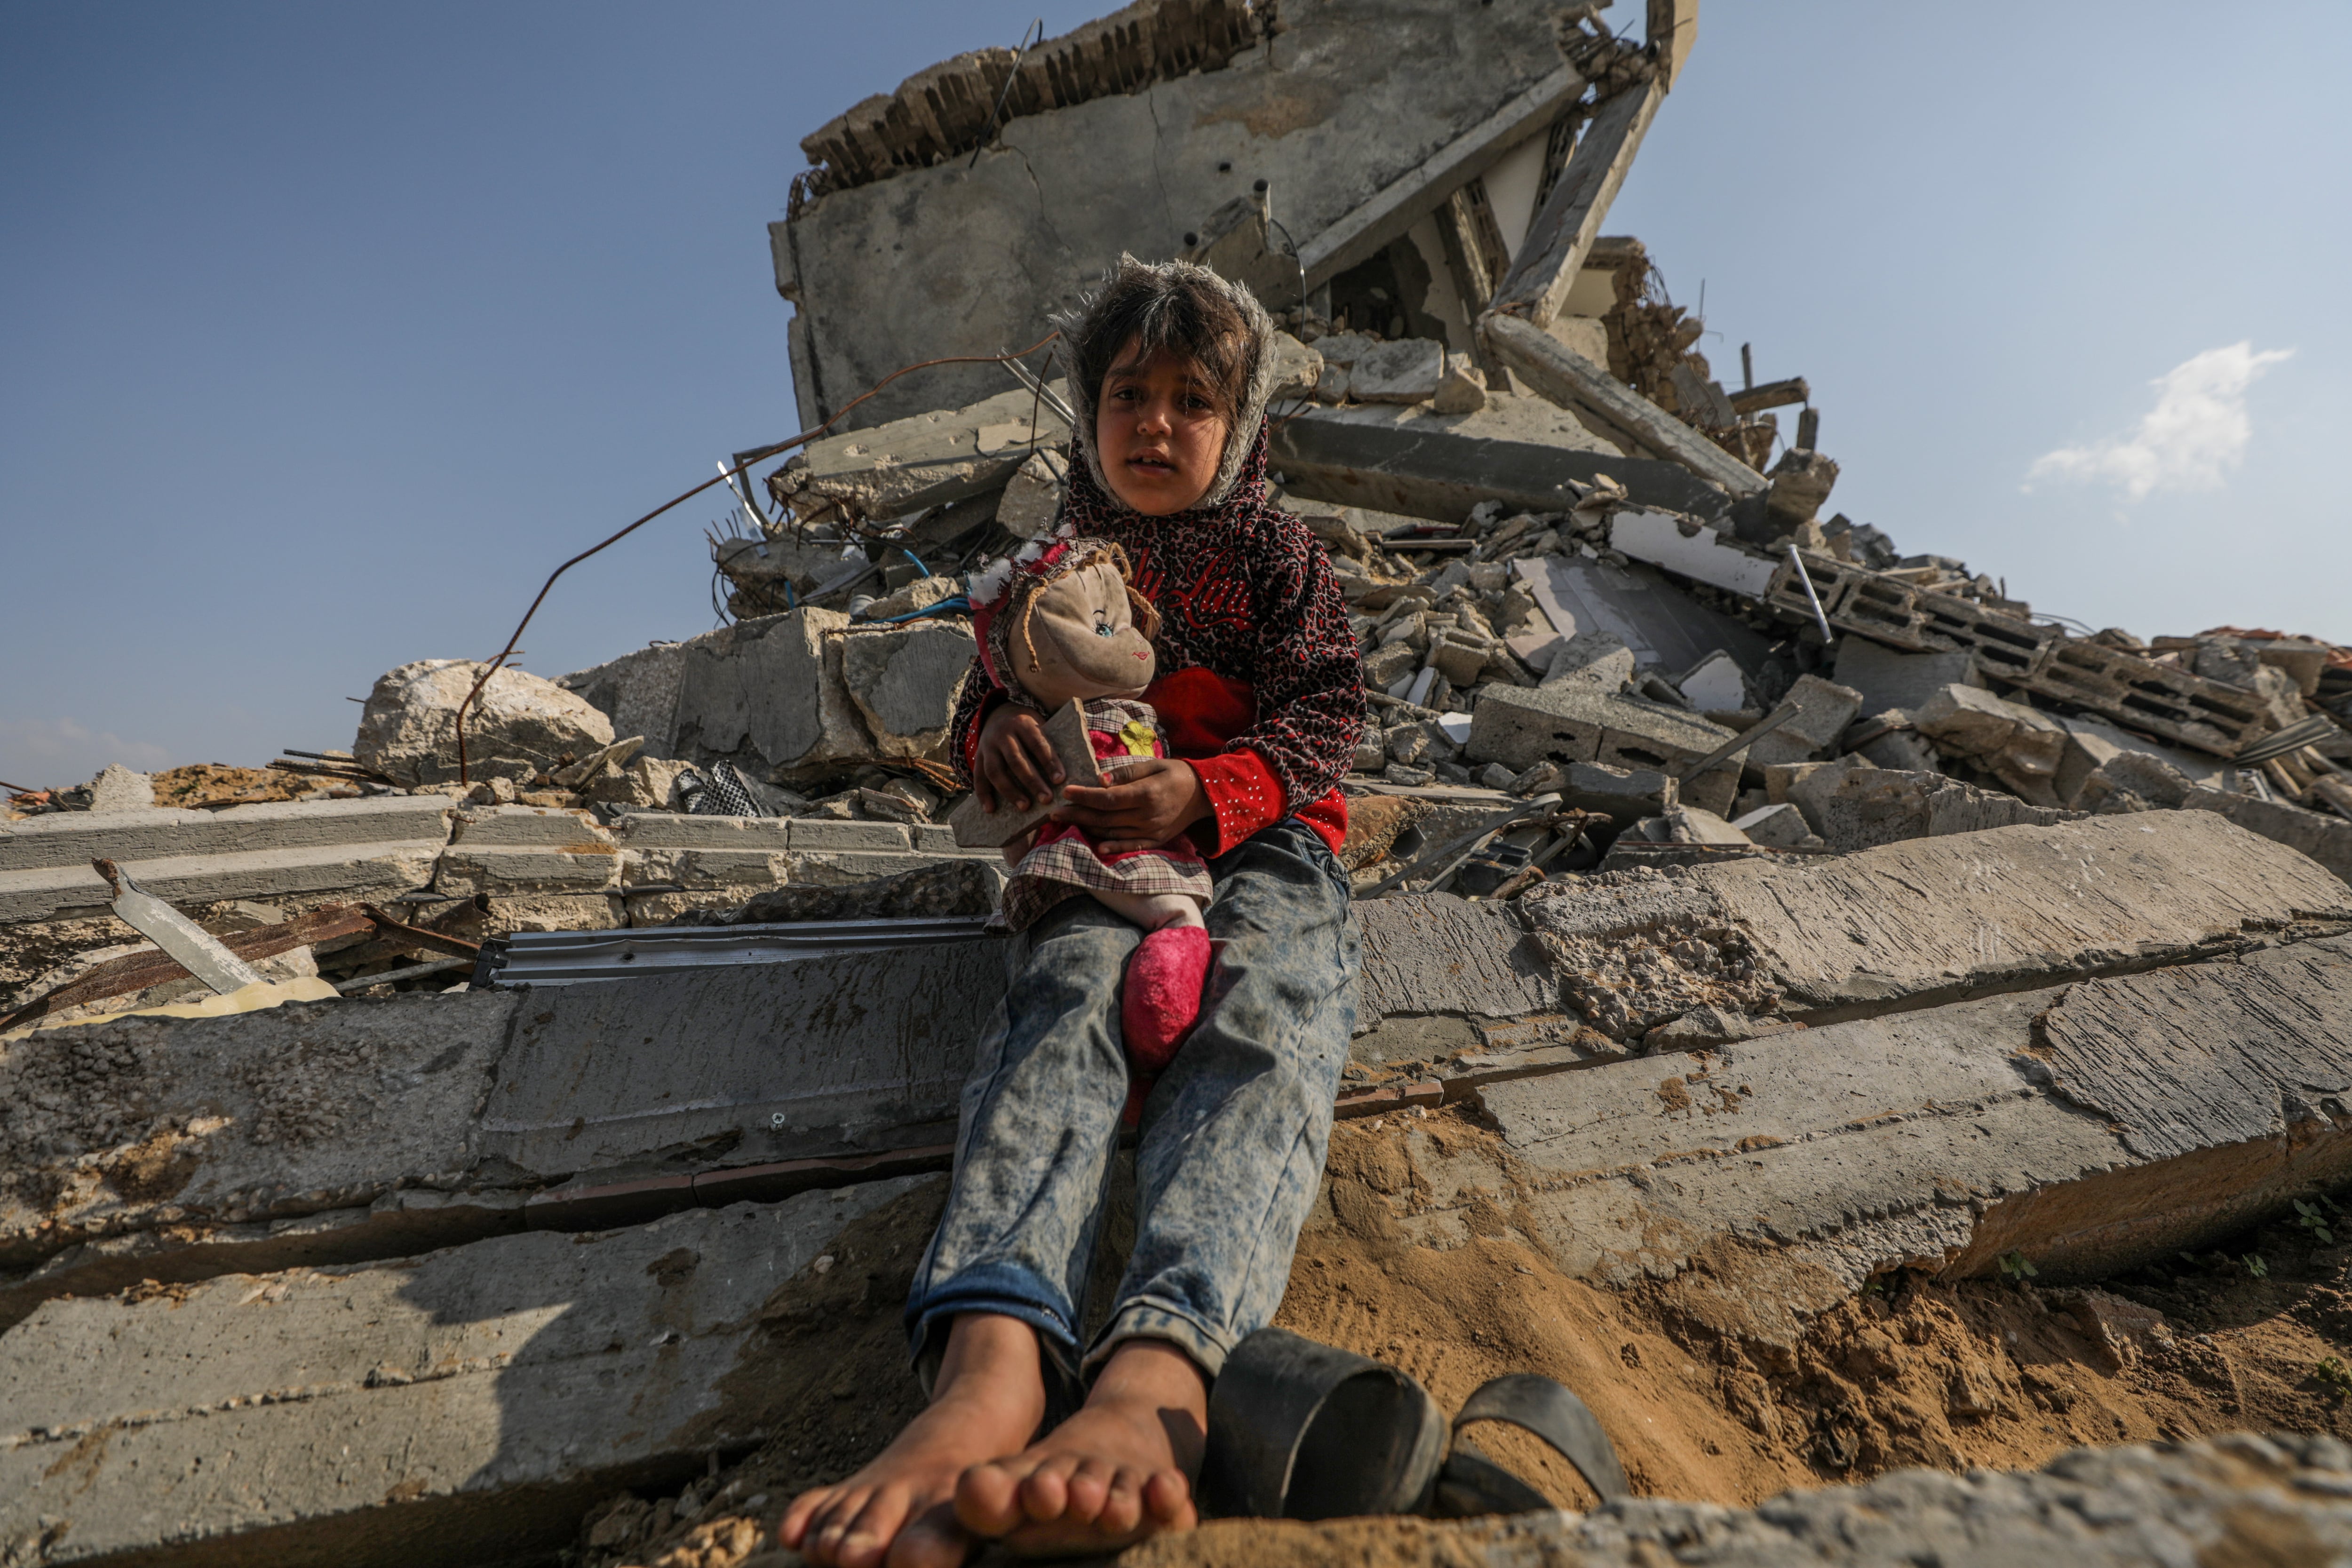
[950,430,1365,857]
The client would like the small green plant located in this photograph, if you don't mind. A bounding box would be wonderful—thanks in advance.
[1999,1250,2040,1282]
[2298,1200,2337,1244]
[2317,1357,2352,1396]
[2245,1254,2270,1279]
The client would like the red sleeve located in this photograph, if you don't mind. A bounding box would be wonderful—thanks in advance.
[1188,749,1287,856]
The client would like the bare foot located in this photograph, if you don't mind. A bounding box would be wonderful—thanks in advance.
[954,1337,1207,1556]
[780,1314,1046,1568]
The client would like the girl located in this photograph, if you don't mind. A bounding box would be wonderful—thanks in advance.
[783,256,1365,1568]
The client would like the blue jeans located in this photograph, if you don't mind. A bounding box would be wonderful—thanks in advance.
[905,817,1359,1390]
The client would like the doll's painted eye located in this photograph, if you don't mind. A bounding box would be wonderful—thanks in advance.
[1094,619,1114,637]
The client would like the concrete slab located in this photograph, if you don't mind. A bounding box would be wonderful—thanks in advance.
[612,814,796,851]
[0,989,520,1283]
[671,609,870,777]
[1511,555,1772,680]
[480,939,1018,1178]
[433,844,622,897]
[557,637,699,761]
[774,385,1071,524]
[0,796,454,874]
[1449,934,2352,1309]
[1831,638,1982,718]
[0,1179,927,1568]
[2185,787,2352,885]
[447,805,611,847]
[0,840,444,925]
[1271,401,1729,524]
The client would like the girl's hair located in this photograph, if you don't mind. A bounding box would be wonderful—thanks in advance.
[1066,256,1257,429]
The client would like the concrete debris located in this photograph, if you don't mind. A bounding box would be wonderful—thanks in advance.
[353,659,614,788]
[1143,1436,2352,1566]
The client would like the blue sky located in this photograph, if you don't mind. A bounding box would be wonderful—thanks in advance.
[3,1,2345,788]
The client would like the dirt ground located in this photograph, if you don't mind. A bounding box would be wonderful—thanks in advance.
[572,1110,2352,1568]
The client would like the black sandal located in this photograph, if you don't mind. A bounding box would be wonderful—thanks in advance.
[1197,1327,1628,1521]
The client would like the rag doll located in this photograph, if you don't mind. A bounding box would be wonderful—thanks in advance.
[968,535,1214,1104]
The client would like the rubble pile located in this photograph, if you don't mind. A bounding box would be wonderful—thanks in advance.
[6,1,2352,1564]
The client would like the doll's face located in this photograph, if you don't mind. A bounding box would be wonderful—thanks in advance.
[1014,560,1156,710]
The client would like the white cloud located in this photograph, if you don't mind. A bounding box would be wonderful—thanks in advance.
[2028,342,2293,501]
[0,716,173,791]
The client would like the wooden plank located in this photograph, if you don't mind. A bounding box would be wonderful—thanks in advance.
[1481,312,1769,496]
[1487,75,1664,327]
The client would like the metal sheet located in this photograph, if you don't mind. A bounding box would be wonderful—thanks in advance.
[482,916,995,986]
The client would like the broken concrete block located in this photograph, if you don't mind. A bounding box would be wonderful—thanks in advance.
[1460,931,2352,1311]
[771,383,1071,525]
[1312,357,1351,403]
[2183,787,2352,884]
[448,804,609,847]
[433,830,621,896]
[995,447,1070,540]
[1346,339,1445,404]
[838,621,976,761]
[353,660,615,788]
[0,796,455,876]
[1763,447,1838,531]
[1831,638,1983,717]
[1664,806,1750,845]
[1537,629,1636,691]
[1268,331,1324,403]
[1555,761,1675,825]
[1747,674,1864,769]
[1911,682,2068,804]
[584,754,694,810]
[1430,352,1486,415]
[1512,556,1771,688]
[671,609,870,778]
[2053,714,2224,808]
[0,1179,930,1568]
[85,764,154,815]
[2079,748,2196,813]
[1466,680,1736,776]
[1361,639,1419,689]
[557,637,700,760]
[1428,633,1490,688]
[1384,724,1433,767]
[1730,802,1819,849]
[1788,765,2078,852]
[1844,712,1942,773]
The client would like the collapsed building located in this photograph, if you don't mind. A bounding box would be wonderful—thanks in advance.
[7,1,2352,1564]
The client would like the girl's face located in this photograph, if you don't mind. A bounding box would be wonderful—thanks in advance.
[1095,338,1232,516]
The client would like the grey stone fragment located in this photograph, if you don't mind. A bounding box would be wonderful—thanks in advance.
[1913,682,2069,803]
[2080,749,2196,811]
[1729,802,1818,848]
[1352,895,1556,1029]
[995,448,1070,540]
[353,660,613,788]
[1763,447,1838,530]
[1469,935,2352,1302]
[1555,761,1675,825]
[671,609,869,777]
[0,839,445,925]
[1537,630,1635,691]
[1747,674,1863,769]
[1466,681,1735,775]
[2055,713,2223,807]
[1830,637,1982,716]
[84,765,154,814]
[0,1179,929,1568]
[558,637,699,760]
[1787,765,2078,852]
[1430,352,1486,414]
[774,384,1070,521]
[839,620,977,760]
[1347,338,1445,404]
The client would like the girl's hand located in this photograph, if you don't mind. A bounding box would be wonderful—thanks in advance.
[1053,756,1209,852]
[974,704,1064,813]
